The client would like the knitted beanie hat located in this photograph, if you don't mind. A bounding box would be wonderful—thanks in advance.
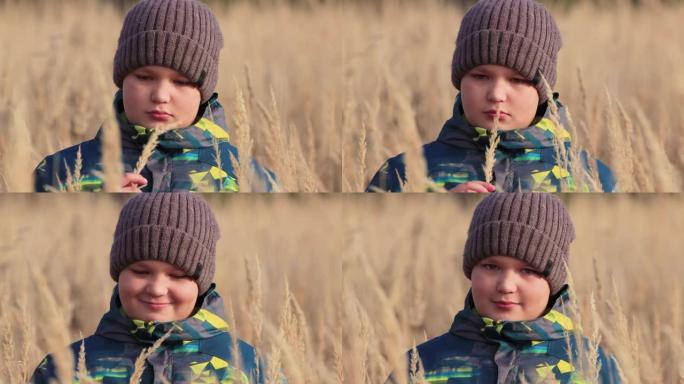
[110,193,219,294]
[113,0,224,103]
[463,193,575,294]
[451,0,562,103]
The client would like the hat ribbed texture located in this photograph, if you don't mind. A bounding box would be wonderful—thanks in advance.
[113,0,224,103]
[451,0,562,102]
[110,193,219,294]
[463,193,575,294]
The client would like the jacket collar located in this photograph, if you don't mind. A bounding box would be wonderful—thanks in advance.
[95,283,229,345]
[449,286,574,344]
[437,93,572,152]
[112,90,231,151]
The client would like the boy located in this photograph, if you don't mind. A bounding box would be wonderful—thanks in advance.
[34,0,275,192]
[367,0,616,193]
[388,193,622,383]
[31,193,268,382]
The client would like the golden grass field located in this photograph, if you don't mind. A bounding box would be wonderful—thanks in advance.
[0,1,683,191]
[0,194,683,382]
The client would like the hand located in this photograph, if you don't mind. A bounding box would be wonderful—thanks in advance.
[121,173,148,192]
[449,181,496,193]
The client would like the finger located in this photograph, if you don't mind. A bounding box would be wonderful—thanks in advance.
[467,183,491,193]
[124,173,148,186]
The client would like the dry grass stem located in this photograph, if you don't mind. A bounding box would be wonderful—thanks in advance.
[483,107,500,185]
[129,328,173,384]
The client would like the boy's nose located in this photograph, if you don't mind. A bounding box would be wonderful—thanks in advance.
[487,79,507,103]
[496,271,517,293]
[150,81,172,103]
[146,275,169,296]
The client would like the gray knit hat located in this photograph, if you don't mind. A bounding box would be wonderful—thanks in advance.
[463,193,575,294]
[113,0,224,103]
[451,0,562,103]
[110,193,219,294]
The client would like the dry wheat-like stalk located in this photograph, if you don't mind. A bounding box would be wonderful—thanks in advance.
[257,88,295,191]
[482,107,501,185]
[63,159,75,192]
[343,285,371,384]
[225,297,244,380]
[30,265,74,383]
[100,94,124,192]
[129,328,173,384]
[383,69,434,192]
[76,339,97,384]
[245,255,264,349]
[3,98,32,192]
[232,83,255,192]
[1,299,19,383]
[408,344,427,384]
[357,118,368,192]
[60,145,84,193]
[540,74,575,191]
[133,128,167,175]
[332,324,344,384]
[73,145,83,189]
[632,104,681,191]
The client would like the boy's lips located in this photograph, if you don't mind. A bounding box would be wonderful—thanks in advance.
[140,300,171,310]
[484,110,510,119]
[492,300,519,310]
[147,111,173,122]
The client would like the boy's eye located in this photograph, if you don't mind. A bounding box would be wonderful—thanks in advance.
[170,273,190,280]
[471,73,488,80]
[130,269,149,275]
[173,79,194,86]
[135,74,153,81]
[521,268,542,276]
[481,263,499,271]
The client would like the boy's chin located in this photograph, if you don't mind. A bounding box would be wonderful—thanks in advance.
[138,121,181,131]
[479,120,523,131]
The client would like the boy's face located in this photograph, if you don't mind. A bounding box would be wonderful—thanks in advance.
[460,64,540,131]
[122,65,202,130]
[118,260,199,322]
[470,255,550,321]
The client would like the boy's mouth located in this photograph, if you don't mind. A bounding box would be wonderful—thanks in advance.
[492,300,519,310]
[147,111,173,122]
[484,110,510,119]
[141,300,171,311]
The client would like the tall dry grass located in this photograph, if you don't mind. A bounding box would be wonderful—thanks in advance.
[0,195,682,382]
[0,1,682,191]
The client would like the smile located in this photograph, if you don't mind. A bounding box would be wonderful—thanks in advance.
[140,300,171,310]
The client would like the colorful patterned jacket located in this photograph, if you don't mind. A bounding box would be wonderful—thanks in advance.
[388,287,622,383]
[34,91,276,192]
[31,285,268,383]
[367,94,616,192]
